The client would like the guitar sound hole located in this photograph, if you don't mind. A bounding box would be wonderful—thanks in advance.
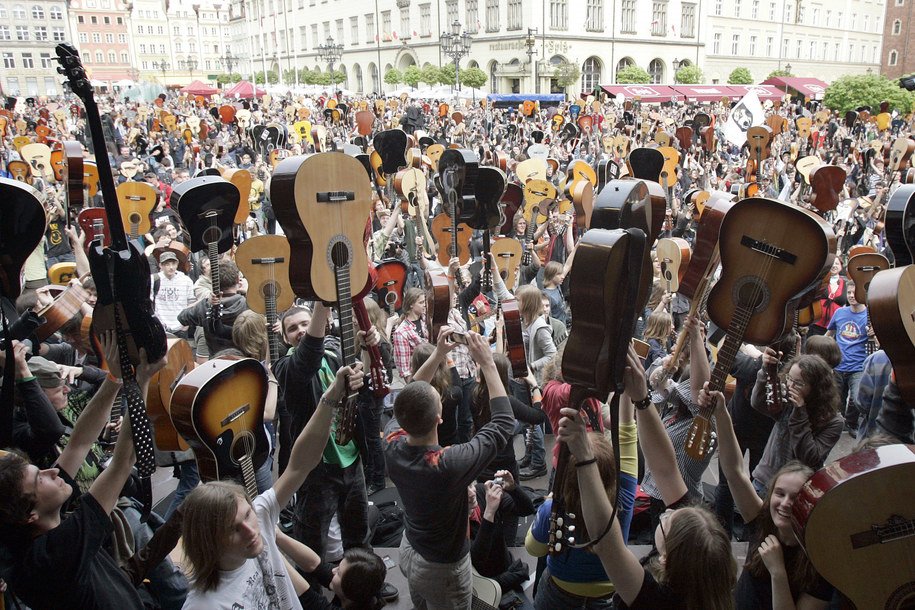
[230,430,257,466]
[203,226,222,244]
[128,213,140,224]
[330,240,351,269]
[733,276,770,315]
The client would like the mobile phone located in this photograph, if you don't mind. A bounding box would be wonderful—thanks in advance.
[451,331,467,345]
[382,555,396,569]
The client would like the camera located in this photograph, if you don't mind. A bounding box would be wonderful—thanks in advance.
[493,477,504,488]
[451,331,467,345]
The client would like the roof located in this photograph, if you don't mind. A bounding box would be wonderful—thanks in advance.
[179,79,218,96]
[601,84,786,103]
[760,77,829,100]
[225,80,266,99]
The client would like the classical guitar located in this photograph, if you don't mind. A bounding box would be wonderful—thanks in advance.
[847,251,889,355]
[885,184,915,266]
[491,236,523,291]
[656,237,691,294]
[550,227,648,554]
[235,235,295,362]
[0,178,46,301]
[423,268,451,343]
[116,181,157,241]
[626,147,665,183]
[374,259,408,315]
[170,357,270,486]
[269,152,373,445]
[392,167,435,259]
[808,165,846,213]
[57,43,166,483]
[686,198,835,460]
[792,444,915,610]
[173,175,240,320]
[432,149,478,271]
[146,337,194,452]
[868,265,915,406]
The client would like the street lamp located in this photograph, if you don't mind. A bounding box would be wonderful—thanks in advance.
[672,58,680,105]
[153,60,170,84]
[317,35,343,92]
[186,55,198,75]
[525,27,537,94]
[223,48,238,75]
[784,63,792,97]
[441,19,472,93]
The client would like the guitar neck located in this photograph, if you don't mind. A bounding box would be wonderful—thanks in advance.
[266,292,281,363]
[81,95,128,249]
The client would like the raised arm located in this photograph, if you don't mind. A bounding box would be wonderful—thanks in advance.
[685,314,710,404]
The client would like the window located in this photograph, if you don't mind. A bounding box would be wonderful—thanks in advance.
[137,24,143,34]
[350,16,358,42]
[749,35,757,55]
[732,34,739,54]
[890,49,898,65]
[21,52,33,68]
[90,15,96,23]
[95,51,103,63]
[44,76,56,95]
[507,0,521,29]
[52,27,63,40]
[158,44,165,53]
[581,57,600,91]
[769,1,775,20]
[189,41,196,52]
[0,26,9,40]
[864,15,869,30]
[140,43,146,53]
[446,0,457,25]
[621,0,636,33]
[187,25,194,35]
[873,46,879,62]
[105,33,114,43]
[796,39,802,58]
[121,51,127,63]
[141,60,149,70]
[205,59,211,70]
[734,0,740,18]
[312,23,318,47]
[797,4,804,22]
[550,0,567,30]
[0,5,7,18]
[25,77,36,95]
[783,37,789,57]
[809,41,815,58]
[651,1,667,35]
[812,7,818,24]
[766,36,773,56]
[299,25,306,47]
[851,13,856,29]
[822,41,827,60]
[615,57,633,77]
[714,0,721,15]
[336,18,343,42]
[34,25,46,40]
[173,25,180,35]
[6,77,18,94]
[108,51,115,63]
[681,3,695,37]
[175,41,182,52]
[12,4,24,19]
[585,0,603,30]
[825,10,831,26]
[381,10,391,39]
[92,32,100,42]
[713,32,721,54]
[486,0,499,31]
[648,58,663,83]
[118,34,126,43]
[897,0,904,5]
[15,25,27,40]
[2,52,14,69]
[834,43,839,60]
[103,15,109,24]
[420,4,432,35]
[30,4,42,18]
[875,16,881,32]
[861,44,866,61]
[466,0,477,31]
[837,12,842,28]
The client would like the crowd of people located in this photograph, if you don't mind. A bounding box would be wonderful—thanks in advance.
[0,81,912,610]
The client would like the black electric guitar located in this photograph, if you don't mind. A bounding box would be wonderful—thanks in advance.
[56,43,166,480]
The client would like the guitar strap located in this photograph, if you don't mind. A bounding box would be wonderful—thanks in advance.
[1,305,15,449]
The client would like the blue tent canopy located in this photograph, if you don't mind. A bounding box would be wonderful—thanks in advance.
[486,93,565,108]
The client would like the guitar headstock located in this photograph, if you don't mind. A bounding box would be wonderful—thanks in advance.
[685,414,713,461]
[55,44,92,102]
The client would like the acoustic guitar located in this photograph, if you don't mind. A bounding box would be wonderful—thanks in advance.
[146,337,194,452]
[235,235,295,362]
[792,444,915,610]
[116,181,157,240]
[885,184,915,266]
[269,152,373,444]
[374,259,408,314]
[656,237,691,294]
[868,265,915,406]
[686,198,835,460]
[170,357,270,485]
[626,147,665,183]
[77,207,109,252]
[222,167,253,224]
[7,159,31,182]
[0,178,47,300]
[490,237,523,291]
[847,251,889,355]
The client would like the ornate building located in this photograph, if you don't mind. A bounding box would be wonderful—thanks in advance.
[0,0,71,96]
[68,0,132,89]
[880,0,913,80]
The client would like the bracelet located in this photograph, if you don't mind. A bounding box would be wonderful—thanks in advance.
[574,457,598,468]
[15,375,36,384]
[446,275,455,279]
[530,385,541,393]
[268,379,279,385]
[319,394,340,408]
[633,395,652,410]
[107,371,123,384]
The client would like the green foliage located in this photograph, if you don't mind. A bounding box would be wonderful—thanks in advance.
[823,73,915,114]
[766,69,791,80]
[384,68,403,85]
[615,65,652,84]
[675,65,703,84]
[460,67,487,89]
[216,73,232,85]
[420,64,444,86]
[229,72,242,83]
[314,70,344,86]
[553,61,581,90]
[728,67,754,85]
[283,69,297,84]
[403,65,422,89]
[254,71,265,84]
[300,68,317,84]
[441,63,457,85]
[253,70,278,85]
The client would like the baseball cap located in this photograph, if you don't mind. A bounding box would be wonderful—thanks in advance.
[26,357,65,388]
[159,251,178,263]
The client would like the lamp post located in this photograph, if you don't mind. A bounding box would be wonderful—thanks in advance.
[317,35,343,93]
[525,27,537,94]
[784,63,791,97]
[186,55,198,76]
[441,19,472,95]
[672,57,680,104]
[153,60,170,84]
[223,49,238,76]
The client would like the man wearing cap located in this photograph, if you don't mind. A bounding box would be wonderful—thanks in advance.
[152,250,195,339]
[6,344,66,464]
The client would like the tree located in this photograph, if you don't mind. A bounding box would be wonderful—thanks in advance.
[675,65,703,84]
[728,67,754,85]
[314,70,345,86]
[460,67,487,90]
[299,67,317,84]
[823,73,915,114]
[553,61,581,92]
[441,63,457,86]
[267,70,279,85]
[283,68,297,84]
[766,69,791,80]
[420,64,443,86]
[616,65,652,84]
[230,72,242,83]
[384,68,403,85]
[403,65,422,89]
[254,70,266,84]
[216,73,232,85]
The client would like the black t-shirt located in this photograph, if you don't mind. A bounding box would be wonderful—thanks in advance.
[45,218,73,258]
[618,570,684,609]
[2,489,144,609]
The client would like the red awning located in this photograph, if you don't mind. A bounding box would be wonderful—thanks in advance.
[760,77,828,100]
[179,79,218,96]
[725,85,786,101]
[601,84,679,103]
[672,85,734,102]
[225,80,266,99]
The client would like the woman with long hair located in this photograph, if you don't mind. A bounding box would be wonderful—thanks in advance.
[557,345,736,610]
[748,353,843,495]
[357,298,394,496]
[391,287,427,383]
[704,387,835,608]
[410,336,463,447]
[642,310,675,371]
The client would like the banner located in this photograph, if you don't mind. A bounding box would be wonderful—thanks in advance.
[722,90,765,147]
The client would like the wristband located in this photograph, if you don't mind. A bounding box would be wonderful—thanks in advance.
[15,375,36,384]
[107,371,123,384]
[530,385,541,393]
[633,395,652,410]
[574,457,598,468]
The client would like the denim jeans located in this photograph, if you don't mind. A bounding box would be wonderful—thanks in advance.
[835,369,863,431]
[456,375,477,443]
[511,379,545,470]
[358,394,387,488]
[164,461,199,520]
[123,502,188,610]
[533,571,614,610]
[293,457,369,563]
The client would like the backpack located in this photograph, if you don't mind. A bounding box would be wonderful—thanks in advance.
[369,501,405,547]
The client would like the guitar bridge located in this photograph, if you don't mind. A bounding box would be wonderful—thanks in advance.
[220,404,250,427]
[316,191,355,203]
[740,235,797,264]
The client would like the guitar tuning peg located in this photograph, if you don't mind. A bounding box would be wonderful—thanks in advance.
[567,536,575,544]
[555,517,564,527]
[567,525,576,533]
[568,512,576,520]
[553,542,562,552]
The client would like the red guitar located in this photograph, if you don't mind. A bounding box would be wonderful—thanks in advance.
[374,259,407,315]
[792,444,915,610]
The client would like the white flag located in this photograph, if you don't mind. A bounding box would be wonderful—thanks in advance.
[722,90,765,147]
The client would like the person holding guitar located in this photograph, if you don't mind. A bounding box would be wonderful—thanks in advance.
[151,250,195,338]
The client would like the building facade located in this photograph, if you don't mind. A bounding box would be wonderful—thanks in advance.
[880,0,913,79]
[0,0,71,96]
